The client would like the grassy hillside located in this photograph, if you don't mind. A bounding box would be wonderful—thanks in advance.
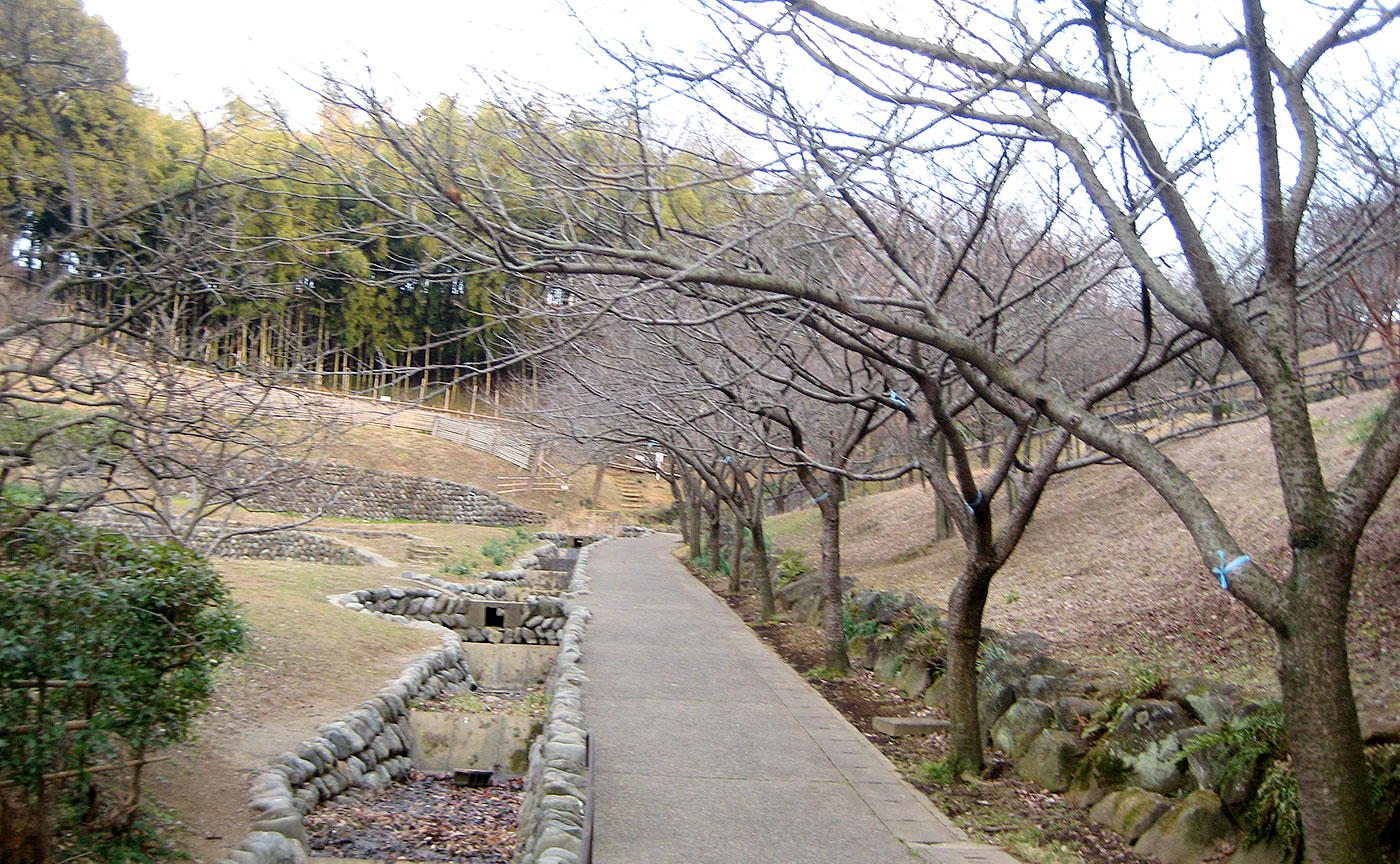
[767,388,1400,707]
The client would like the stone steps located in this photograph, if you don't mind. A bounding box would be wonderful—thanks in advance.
[405,541,453,563]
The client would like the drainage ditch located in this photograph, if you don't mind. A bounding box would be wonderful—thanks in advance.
[217,534,604,864]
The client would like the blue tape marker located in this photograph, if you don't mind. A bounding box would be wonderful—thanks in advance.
[1212,551,1251,590]
[723,456,732,463]
[811,492,830,504]
[887,389,909,409]
[965,490,983,515]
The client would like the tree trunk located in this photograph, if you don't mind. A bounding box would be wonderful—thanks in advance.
[687,491,703,560]
[945,560,995,773]
[932,437,955,540]
[817,499,850,673]
[727,510,745,593]
[591,464,606,504]
[748,514,776,621]
[1278,547,1382,864]
[706,502,722,571]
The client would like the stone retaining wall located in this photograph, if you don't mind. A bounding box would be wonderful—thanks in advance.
[840,587,1400,863]
[78,518,374,566]
[512,538,604,864]
[235,458,547,525]
[211,535,606,864]
[338,585,569,645]
[213,530,374,565]
[211,632,477,864]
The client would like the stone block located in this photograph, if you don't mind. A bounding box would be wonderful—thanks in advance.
[895,659,933,698]
[871,716,950,736]
[1098,699,1196,795]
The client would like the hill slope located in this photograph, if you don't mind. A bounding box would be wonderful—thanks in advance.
[769,388,1400,708]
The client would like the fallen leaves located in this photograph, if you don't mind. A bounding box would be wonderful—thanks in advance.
[304,770,522,862]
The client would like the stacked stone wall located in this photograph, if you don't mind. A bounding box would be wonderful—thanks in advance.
[339,586,569,645]
[234,458,546,525]
[512,538,603,864]
[211,633,476,864]
[840,586,1400,862]
[212,530,373,565]
[79,518,374,566]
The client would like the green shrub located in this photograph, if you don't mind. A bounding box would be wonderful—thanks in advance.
[481,538,511,566]
[441,559,477,577]
[0,509,244,855]
[843,606,880,639]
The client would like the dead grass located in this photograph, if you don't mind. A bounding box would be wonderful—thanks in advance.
[768,388,1400,705]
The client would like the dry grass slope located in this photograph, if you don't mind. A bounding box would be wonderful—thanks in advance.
[768,388,1400,707]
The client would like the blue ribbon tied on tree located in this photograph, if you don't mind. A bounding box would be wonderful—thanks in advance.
[1212,551,1251,590]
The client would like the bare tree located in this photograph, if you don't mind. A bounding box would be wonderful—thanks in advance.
[298,2,1400,851]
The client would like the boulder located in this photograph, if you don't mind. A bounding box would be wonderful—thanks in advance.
[873,651,904,684]
[991,699,1055,759]
[978,658,1026,730]
[994,632,1050,656]
[1089,788,1173,842]
[1177,726,1258,810]
[1067,747,1129,808]
[1098,699,1196,795]
[1054,696,1104,734]
[923,675,950,710]
[895,660,933,699]
[847,634,877,670]
[1015,730,1087,792]
[1165,676,1243,727]
[1132,790,1234,864]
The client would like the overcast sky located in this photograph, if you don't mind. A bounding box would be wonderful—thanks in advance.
[83,0,699,122]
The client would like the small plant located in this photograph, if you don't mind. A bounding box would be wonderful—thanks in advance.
[1348,404,1387,446]
[481,538,511,566]
[441,692,488,712]
[775,548,807,586]
[842,605,880,639]
[976,639,1012,672]
[914,755,959,785]
[691,551,728,576]
[441,559,477,577]
[802,665,846,681]
[1002,590,1021,604]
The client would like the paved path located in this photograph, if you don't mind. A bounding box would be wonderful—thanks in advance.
[581,533,1018,864]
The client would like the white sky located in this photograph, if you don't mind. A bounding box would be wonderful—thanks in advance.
[83,0,701,122]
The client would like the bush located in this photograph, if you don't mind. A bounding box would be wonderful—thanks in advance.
[480,528,539,567]
[0,509,245,860]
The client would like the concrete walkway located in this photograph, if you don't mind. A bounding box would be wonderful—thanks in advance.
[581,533,1019,864]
